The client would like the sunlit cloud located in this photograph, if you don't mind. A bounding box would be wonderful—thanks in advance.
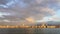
[25,17,35,23]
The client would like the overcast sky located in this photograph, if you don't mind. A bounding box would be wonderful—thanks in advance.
[0,0,60,25]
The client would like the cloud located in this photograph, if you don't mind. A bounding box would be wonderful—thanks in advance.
[41,7,56,15]
[0,0,60,25]
[36,0,44,4]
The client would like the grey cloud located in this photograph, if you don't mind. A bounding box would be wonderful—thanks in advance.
[0,0,59,25]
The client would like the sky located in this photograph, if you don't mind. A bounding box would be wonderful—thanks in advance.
[0,0,60,25]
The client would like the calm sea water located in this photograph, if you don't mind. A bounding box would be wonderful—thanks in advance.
[0,28,60,34]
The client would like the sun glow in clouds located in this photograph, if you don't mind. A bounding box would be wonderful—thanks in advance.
[25,17,35,23]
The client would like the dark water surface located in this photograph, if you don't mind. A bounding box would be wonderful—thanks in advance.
[0,28,60,34]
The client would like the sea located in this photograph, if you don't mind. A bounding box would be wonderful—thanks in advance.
[0,28,60,34]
